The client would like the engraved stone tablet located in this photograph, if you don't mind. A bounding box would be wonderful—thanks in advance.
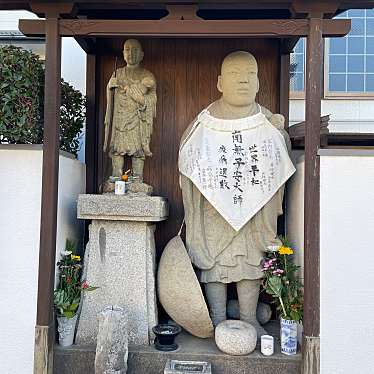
[164,360,212,374]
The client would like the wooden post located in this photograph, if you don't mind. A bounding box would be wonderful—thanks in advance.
[84,54,98,246]
[303,16,323,374]
[280,52,291,129]
[85,54,98,194]
[33,16,61,374]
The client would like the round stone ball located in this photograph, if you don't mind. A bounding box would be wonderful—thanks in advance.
[227,300,272,325]
[215,320,257,355]
[256,302,272,325]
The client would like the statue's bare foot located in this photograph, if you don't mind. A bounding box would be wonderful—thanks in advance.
[242,318,268,339]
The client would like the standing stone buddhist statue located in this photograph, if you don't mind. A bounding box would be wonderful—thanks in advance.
[103,39,157,193]
[179,51,295,336]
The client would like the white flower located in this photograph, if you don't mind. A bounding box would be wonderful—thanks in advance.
[61,250,72,256]
[266,245,281,253]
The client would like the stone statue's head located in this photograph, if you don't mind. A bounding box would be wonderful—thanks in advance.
[123,39,144,67]
[217,51,259,107]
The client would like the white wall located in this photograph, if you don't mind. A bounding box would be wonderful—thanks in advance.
[0,146,85,374]
[320,150,374,374]
[286,150,304,280]
[290,99,374,133]
[287,149,374,373]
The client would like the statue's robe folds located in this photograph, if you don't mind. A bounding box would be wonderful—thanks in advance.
[106,67,157,158]
[179,104,291,284]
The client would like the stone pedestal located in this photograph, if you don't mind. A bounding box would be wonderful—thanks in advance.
[76,194,168,346]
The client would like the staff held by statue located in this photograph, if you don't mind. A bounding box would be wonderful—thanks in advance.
[103,56,118,155]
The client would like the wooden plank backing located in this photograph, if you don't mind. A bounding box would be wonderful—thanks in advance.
[93,38,280,252]
[85,54,98,194]
[279,53,290,128]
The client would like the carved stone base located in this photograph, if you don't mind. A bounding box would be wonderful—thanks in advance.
[102,180,153,195]
[102,180,115,193]
[128,181,153,195]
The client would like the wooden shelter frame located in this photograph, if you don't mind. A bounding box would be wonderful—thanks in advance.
[3,1,369,373]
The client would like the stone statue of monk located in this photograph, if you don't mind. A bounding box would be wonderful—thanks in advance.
[179,51,292,336]
[103,39,156,192]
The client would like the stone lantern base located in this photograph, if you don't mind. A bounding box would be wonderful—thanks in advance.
[75,193,168,346]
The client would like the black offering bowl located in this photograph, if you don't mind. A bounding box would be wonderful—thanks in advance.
[152,324,182,351]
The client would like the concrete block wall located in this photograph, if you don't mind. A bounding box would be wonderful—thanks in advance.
[0,145,85,374]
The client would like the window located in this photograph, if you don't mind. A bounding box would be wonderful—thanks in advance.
[290,38,305,96]
[289,9,374,97]
[326,9,374,96]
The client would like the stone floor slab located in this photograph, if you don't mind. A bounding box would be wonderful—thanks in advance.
[55,322,301,374]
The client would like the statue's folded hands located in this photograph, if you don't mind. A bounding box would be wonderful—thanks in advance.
[108,77,119,89]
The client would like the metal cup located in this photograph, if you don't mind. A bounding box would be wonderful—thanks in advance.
[114,180,126,195]
[261,335,274,356]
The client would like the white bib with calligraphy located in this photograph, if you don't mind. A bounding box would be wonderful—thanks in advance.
[179,108,296,231]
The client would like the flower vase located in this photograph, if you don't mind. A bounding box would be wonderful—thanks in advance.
[280,317,298,355]
[57,314,78,347]
[152,324,182,351]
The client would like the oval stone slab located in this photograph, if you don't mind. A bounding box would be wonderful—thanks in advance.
[157,236,214,338]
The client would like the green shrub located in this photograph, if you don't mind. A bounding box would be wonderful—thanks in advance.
[0,45,44,143]
[0,45,85,156]
[60,80,86,155]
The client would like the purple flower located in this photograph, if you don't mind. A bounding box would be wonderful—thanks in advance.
[272,269,284,276]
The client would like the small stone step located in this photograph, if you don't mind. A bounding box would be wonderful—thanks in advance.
[54,324,301,374]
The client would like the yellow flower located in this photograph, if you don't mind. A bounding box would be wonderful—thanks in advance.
[71,255,81,261]
[278,246,294,255]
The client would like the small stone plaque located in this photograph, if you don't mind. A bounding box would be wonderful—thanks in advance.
[164,359,212,374]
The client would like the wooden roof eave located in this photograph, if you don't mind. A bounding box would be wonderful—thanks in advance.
[2,0,374,13]
[19,18,351,38]
[18,14,351,54]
